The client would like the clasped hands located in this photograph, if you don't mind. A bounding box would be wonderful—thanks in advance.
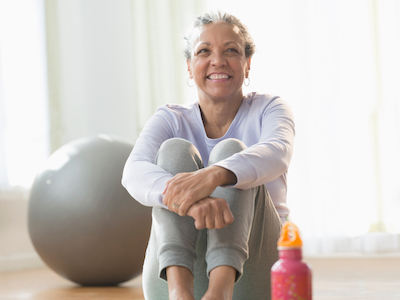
[162,166,236,230]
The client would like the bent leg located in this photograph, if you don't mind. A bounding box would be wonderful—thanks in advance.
[206,139,255,281]
[206,138,282,300]
[232,185,281,300]
[142,138,203,300]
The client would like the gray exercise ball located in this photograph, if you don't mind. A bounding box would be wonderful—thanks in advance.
[28,135,151,286]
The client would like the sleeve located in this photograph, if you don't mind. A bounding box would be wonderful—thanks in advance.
[121,107,176,208]
[214,97,295,190]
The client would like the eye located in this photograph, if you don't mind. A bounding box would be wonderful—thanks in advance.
[226,48,241,55]
[196,48,209,55]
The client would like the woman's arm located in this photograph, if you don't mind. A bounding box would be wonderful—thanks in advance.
[214,97,295,189]
[162,165,236,214]
[162,165,236,229]
[123,106,236,229]
[122,106,235,228]
[121,108,175,208]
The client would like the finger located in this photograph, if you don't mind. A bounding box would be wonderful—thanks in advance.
[186,205,195,218]
[204,201,217,229]
[162,181,170,195]
[223,208,234,225]
[163,191,173,208]
[178,202,189,216]
[205,213,216,229]
[162,182,171,206]
[177,194,197,216]
[162,193,168,206]
[165,196,176,212]
[211,197,228,228]
[194,215,206,230]
[214,210,226,229]
[163,181,179,209]
[187,203,205,229]
[171,203,180,215]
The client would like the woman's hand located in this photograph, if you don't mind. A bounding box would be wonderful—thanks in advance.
[162,165,236,216]
[187,197,234,229]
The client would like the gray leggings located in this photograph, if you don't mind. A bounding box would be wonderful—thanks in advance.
[142,138,281,300]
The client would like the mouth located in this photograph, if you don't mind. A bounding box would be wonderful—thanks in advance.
[206,73,231,80]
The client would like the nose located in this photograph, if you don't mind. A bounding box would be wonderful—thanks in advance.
[210,52,227,67]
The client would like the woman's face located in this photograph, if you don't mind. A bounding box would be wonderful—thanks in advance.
[187,21,251,103]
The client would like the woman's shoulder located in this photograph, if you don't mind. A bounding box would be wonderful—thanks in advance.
[243,92,294,122]
[155,102,197,116]
[152,102,200,130]
[244,92,288,108]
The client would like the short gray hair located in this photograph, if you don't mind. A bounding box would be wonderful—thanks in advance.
[183,11,255,60]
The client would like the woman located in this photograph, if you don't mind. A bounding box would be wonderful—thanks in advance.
[122,11,295,300]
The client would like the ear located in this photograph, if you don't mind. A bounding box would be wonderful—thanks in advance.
[246,57,252,75]
[187,60,193,78]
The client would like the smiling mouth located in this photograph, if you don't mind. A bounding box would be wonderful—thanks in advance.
[207,74,231,80]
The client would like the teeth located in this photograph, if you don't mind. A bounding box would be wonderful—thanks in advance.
[208,74,229,79]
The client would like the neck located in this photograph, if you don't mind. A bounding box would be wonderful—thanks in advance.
[199,94,243,139]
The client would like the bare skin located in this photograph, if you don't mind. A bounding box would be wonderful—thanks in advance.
[201,266,236,300]
[163,166,234,214]
[164,21,251,300]
[166,265,236,300]
[187,195,234,230]
[167,266,195,300]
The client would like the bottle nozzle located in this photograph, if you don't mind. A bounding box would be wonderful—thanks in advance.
[277,222,303,248]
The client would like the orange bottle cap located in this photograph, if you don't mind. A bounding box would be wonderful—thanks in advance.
[277,222,303,248]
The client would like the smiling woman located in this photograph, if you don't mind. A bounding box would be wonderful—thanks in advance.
[187,21,252,139]
[187,22,250,117]
[122,10,295,300]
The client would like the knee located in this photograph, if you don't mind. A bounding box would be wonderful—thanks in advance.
[155,138,203,174]
[209,138,247,165]
[158,138,191,156]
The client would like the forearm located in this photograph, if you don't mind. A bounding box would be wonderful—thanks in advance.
[214,142,292,190]
[207,165,237,187]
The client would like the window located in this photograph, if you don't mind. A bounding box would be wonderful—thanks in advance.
[0,0,49,191]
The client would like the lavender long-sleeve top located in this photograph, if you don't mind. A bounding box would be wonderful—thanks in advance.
[122,92,295,221]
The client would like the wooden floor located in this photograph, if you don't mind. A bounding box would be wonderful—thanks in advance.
[1,257,399,299]
[0,268,144,300]
[307,256,400,300]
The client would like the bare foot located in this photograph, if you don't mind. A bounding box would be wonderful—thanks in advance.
[167,266,195,300]
[201,266,236,300]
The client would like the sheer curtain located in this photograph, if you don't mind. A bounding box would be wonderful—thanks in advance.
[206,0,400,255]
[1,0,399,257]
[43,0,205,149]
[0,0,49,192]
[44,0,400,255]
[130,0,205,130]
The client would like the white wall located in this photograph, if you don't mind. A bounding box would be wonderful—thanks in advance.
[49,0,138,148]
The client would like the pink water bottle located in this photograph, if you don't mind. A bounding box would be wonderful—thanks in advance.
[271,222,312,300]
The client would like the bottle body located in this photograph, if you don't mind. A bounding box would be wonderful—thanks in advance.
[271,248,312,300]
